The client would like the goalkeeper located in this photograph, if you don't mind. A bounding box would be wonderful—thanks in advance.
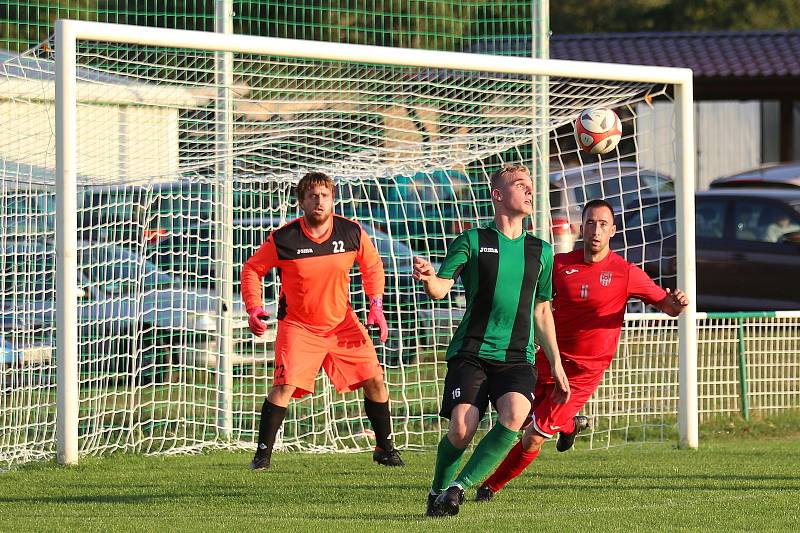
[475,199,689,502]
[413,165,570,517]
[241,171,403,470]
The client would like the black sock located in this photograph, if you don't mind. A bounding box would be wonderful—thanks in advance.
[364,397,394,451]
[256,400,287,457]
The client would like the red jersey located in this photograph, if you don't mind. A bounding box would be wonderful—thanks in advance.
[240,215,384,334]
[547,249,666,371]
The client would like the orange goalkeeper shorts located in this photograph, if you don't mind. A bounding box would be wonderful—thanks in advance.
[273,309,383,398]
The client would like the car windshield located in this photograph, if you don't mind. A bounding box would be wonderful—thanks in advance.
[575,173,674,212]
[359,223,413,259]
[625,199,676,226]
[1,191,56,232]
[80,180,281,234]
[0,241,54,296]
[79,245,175,296]
[153,183,214,227]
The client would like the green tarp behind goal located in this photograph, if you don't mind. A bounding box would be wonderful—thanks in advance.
[0,1,538,55]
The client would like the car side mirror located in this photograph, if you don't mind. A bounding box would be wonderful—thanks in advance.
[780,231,800,245]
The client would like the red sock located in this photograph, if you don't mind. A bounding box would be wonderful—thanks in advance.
[482,440,540,493]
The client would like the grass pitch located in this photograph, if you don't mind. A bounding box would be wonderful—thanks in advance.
[1,436,799,532]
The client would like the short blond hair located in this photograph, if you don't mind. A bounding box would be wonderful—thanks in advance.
[296,171,334,202]
[490,164,530,190]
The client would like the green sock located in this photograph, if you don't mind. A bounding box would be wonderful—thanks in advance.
[431,435,466,493]
[454,423,519,490]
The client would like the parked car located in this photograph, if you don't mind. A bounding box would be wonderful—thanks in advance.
[454,162,674,254]
[0,239,258,382]
[709,162,800,189]
[614,189,800,311]
[352,169,470,258]
[549,161,674,253]
[153,216,455,363]
[0,313,52,388]
[150,216,286,294]
[0,187,55,236]
[2,176,281,247]
[76,178,281,246]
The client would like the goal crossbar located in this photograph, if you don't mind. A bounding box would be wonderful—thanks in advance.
[58,20,692,84]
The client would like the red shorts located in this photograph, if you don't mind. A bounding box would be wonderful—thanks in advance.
[530,356,606,438]
[273,309,383,398]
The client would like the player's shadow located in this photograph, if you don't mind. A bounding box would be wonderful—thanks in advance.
[300,508,435,522]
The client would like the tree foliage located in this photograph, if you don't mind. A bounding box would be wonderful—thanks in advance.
[0,0,96,52]
[1,0,799,53]
[233,0,482,51]
[98,1,216,32]
[550,0,800,34]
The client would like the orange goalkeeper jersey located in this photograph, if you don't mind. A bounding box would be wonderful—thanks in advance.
[241,215,385,334]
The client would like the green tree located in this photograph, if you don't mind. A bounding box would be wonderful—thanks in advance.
[98,1,215,31]
[5,1,800,54]
[0,0,97,52]
[657,0,800,31]
[235,0,480,51]
[550,0,800,34]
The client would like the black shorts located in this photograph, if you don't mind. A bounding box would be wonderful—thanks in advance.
[439,352,537,420]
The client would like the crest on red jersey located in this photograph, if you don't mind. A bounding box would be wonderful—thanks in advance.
[599,271,613,286]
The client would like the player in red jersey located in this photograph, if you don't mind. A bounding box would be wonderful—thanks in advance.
[241,171,403,470]
[475,198,689,501]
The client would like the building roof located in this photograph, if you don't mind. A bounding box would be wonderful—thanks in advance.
[0,49,211,106]
[550,30,800,79]
[472,30,800,99]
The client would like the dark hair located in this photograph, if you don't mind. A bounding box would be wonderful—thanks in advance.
[581,199,615,221]
[489,164,530,190]
[296,172,334,202]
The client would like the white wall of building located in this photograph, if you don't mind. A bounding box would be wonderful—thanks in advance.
[0,99,181,185]
[637,100,761,190]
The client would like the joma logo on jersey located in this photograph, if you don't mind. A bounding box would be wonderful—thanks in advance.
[479,247,499,254]
[296,248,314,255]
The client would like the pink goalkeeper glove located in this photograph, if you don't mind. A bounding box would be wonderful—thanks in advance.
[366,296,388,343]
[247,306,270,337]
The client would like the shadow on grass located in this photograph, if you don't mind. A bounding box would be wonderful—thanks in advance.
[0,493,193,504]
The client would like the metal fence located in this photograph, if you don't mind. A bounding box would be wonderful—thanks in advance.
[583,311,800,448]
[1,1,539,54]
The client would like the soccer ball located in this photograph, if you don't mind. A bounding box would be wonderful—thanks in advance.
[574,107,622,155]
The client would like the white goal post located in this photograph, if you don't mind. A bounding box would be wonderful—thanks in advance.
[51,19,697,465]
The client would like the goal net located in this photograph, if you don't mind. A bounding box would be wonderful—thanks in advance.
[0,21,695,467]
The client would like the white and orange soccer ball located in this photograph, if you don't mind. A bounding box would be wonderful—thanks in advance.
[574,107,622,155]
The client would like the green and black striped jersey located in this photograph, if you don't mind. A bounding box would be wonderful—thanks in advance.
[437,222,553,363]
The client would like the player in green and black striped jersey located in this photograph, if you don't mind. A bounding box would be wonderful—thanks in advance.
[414,165,571,517]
